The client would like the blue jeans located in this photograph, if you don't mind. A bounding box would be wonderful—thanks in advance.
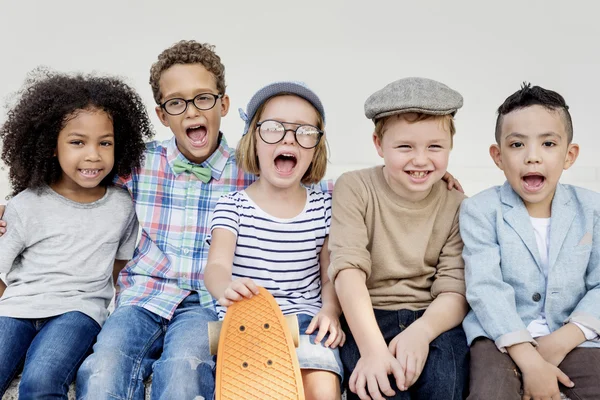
[0,311,100,399]
[76,293,218,400]
[341,309,469,400]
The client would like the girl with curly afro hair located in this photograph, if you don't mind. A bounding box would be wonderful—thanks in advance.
[0,68,153,398]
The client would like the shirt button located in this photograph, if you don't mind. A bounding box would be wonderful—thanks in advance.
[183,249,190,255]
[532,293,542,302]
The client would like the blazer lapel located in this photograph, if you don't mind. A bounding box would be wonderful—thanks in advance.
[549,184,576,268]
[501,182,542,271]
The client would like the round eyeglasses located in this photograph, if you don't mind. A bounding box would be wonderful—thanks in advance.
[160,93,223,116]
[256,120,323,149]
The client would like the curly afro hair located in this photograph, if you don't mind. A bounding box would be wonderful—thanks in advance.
[0,68,154,197]
[149,40,226,104]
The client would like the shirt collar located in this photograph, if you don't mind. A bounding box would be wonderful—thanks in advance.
[166,133,231,181]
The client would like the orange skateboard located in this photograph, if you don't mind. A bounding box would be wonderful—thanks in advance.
[208,287,304,400]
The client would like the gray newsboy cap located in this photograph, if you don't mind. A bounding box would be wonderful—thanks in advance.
[239,81,325,135]
[364,77,463,121]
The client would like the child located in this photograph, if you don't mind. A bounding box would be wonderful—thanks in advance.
[204,81,345,399]
[461,84,600,400]
[329,77,470,400]
[0,69,151,398]
[74,40,254,400]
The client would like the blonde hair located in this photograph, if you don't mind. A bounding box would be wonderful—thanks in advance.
[374,113,456,146]
[235,95,327,185]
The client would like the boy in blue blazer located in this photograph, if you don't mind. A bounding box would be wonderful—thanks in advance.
[461,84,600,400]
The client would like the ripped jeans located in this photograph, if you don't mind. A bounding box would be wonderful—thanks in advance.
[76,293,217,400]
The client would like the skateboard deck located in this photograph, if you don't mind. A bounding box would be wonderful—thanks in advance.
[213,287,304,400]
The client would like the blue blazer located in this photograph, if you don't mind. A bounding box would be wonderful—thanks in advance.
[460,182,600,350]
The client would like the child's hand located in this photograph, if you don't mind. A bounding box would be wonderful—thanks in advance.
[521,356,573,400]
[388,325,430,389]
[536,333,569,367]
[218,278,259,307]
[442,171,464,193]
[0,205,5,236]
[305,307,346,348]
[349,348,405,400]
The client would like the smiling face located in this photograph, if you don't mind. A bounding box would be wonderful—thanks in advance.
[53,107,115,200]
[491,104,579,217]
[373,113,452,202]
[254,95,320,190]
[155,63,230,164]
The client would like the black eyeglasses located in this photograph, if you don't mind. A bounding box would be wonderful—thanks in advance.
[160,93,223,116]
[256,120,323,149]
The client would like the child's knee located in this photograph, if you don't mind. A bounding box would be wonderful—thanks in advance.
[304,384,340,400]
[302,369,341,400]
[19,366,67,396]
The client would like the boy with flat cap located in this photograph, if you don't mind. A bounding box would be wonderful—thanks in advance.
[329,77,470,400]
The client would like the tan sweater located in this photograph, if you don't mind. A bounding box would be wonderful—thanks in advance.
[329,166,466,310]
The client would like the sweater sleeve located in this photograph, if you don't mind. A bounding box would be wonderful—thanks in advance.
[328,173,372,283]
[431,208,466,297]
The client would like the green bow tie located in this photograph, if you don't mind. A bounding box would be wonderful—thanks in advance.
[172,160,212,183]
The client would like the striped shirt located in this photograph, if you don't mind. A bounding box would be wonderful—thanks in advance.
[114,134,333,320]
[210,189,331,319]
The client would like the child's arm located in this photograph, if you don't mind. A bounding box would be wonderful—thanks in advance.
[0,278,6,297]
[460,199,536,350]
[204,228,259,306]
[204,195,259,305]
[305,237,345,348]
[112,260,128,286]
[329,173,405,399]
[387,206,468,387]
[507,342,573,398]
[537,215,600,365]
[335,269,405,398]
[0,204,26,277]
[388,292,468,388]
[0,205,5,235]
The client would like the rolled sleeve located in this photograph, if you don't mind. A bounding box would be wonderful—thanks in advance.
[328,173,372,283]
[495,329,537,353]
[460,199,529,348]
[571,320,600,341]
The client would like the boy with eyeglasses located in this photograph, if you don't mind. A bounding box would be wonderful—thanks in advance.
[73,40,260,399]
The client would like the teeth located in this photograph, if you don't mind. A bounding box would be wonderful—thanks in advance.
[408,171,428,178]
[280,153,296,158]
[188,125,202,130]
[81,169,100,175]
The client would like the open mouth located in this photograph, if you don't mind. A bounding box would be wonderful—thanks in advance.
[274,153,297,175]
[186,124,208,146]
[406,170,431,180]
[522,173,546,192]
[79,169,102,178]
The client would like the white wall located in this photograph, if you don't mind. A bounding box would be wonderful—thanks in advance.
[1,0,599,200]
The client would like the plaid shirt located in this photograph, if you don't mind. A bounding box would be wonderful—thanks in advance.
[115,134,333,320]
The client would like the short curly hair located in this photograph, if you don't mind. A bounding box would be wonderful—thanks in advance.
[0,68,154,197]
[149,40,226,104]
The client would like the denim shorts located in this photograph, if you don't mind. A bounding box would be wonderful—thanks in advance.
[295,313,344,382]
